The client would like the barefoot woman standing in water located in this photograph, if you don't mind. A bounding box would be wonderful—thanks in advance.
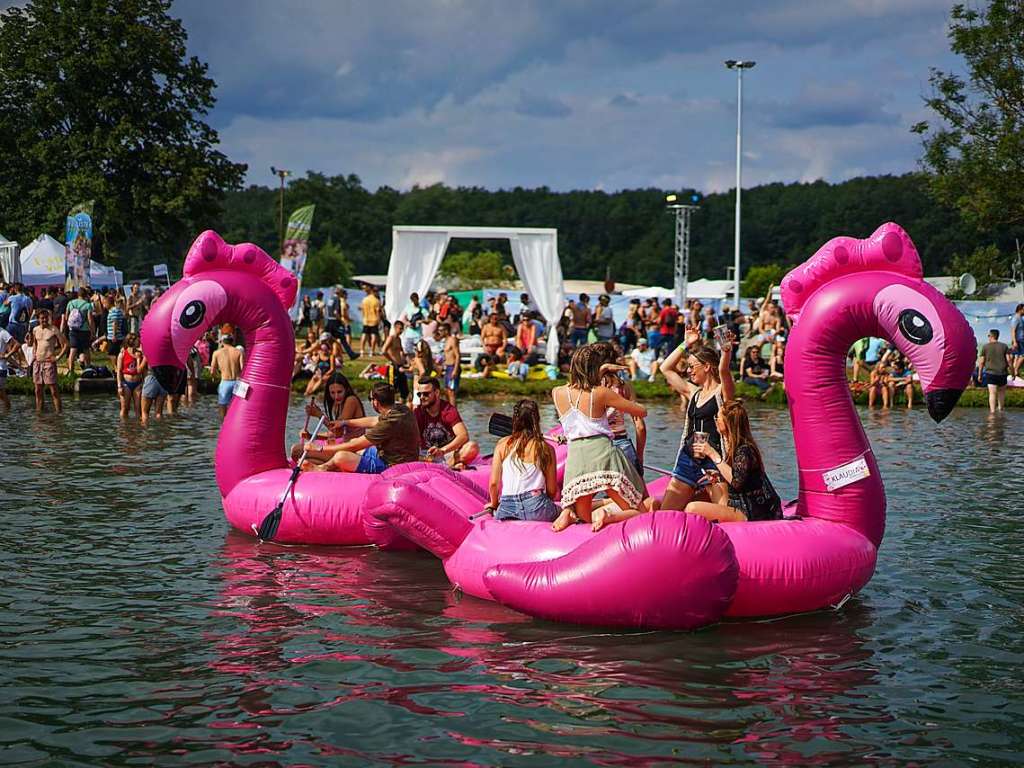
[551,345,647,533]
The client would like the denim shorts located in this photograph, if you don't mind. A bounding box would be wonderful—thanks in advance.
[496,490,560,522]
[142,374,167,400]
[672,447,717,488]
[613,435,643,475]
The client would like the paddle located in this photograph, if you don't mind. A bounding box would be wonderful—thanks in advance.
[486,412,677,478]
[253,412,328,542]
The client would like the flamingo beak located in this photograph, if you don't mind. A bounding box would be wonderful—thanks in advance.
[925,388,962,423]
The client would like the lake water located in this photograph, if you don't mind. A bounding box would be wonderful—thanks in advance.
[2,394,1022,766]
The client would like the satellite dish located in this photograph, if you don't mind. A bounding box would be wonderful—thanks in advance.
[959,273,977,295]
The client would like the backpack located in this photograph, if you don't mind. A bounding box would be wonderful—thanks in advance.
[68,304,85,330]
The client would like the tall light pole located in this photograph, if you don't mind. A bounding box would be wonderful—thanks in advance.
[724,59,755,308]
[270,166,292,255]
[666,193,700,308]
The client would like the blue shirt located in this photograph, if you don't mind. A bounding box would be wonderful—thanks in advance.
[865,337,886,364]
[7,294,32,325]
[1012,314,1024,346]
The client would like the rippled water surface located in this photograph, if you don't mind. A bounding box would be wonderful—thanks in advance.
[2,393,1022,766]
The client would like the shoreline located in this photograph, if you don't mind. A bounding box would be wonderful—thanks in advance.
[5,356,1023,408]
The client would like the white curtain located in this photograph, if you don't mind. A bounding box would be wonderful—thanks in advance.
[0,242,21,283]
[510,233,564,363]
[384,230,451,323]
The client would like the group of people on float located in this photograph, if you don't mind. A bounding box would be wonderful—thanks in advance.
[289,325,782,530]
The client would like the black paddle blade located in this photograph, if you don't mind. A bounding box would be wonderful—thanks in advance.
[487,412,514,438]
[254,503,283,542]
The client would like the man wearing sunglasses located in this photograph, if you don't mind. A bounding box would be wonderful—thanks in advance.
[413,377,479,470]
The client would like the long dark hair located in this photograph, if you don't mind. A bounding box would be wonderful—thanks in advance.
[323,372,359,419]
[507,399,552,475]
[719,399,761,469]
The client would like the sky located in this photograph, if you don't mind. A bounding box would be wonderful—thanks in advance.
[170,2,963,192]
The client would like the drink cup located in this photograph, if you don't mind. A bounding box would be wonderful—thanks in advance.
[713,324,729,349]
[692,431,708,455]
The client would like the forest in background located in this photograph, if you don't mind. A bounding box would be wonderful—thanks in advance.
[147,171,1012,288]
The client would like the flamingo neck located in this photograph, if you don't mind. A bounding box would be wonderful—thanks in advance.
[213,300,295,498]
[784,276,886,547]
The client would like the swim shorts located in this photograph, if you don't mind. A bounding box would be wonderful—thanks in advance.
[32,360,57,385]
[217,379,237,405]
[142,374,167,400]
[983,372,1008,387]
[444,364,460,392]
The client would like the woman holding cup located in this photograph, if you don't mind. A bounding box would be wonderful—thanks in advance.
[658,325,736,512]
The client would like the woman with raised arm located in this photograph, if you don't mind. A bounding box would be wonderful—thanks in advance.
[658,325,736,512]
[684,399,782,523]
[550,345,647,533]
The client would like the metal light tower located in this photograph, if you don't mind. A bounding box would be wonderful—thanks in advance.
[666,194,699,307]
[270,166,292,254]
[725,59,755,307]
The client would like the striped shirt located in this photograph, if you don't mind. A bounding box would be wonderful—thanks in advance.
[107,307,125,341]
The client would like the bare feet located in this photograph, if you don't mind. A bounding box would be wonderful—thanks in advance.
[591,506,609,532]
[551,508,575,532]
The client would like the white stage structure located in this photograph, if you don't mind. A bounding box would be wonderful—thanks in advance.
[385,226,565,363]
[0,234,20,283]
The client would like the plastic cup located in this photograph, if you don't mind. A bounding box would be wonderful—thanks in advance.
[713,324,729,349]
[692,431,708,450]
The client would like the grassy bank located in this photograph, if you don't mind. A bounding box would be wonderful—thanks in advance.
[8,353,1024,409]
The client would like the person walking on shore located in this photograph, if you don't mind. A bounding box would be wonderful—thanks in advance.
[360,286,382,357]
[978,329,1011,413]
[29,309,68,414]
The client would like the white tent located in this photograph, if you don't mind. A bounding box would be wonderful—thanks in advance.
[20,233,122,288]
[622,285,675,299]
[686,278,733,299]
[385,226,565,362]
[20,234,66,286]
[0,233,20,283]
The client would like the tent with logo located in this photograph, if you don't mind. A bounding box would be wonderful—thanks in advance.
[19,233,122,288]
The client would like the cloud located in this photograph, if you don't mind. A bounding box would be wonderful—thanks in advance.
[609,93,641,109]
[763,82,900,129]
[514,90,571,119]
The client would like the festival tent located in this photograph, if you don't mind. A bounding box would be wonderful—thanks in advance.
[622,285,674,299]
[19,233,123,288]
[385,226,565,362]
[0,233,21,282]
[20,234,66,286]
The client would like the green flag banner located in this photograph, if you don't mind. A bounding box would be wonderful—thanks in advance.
[280,204,315,320]
[65,201,93,290]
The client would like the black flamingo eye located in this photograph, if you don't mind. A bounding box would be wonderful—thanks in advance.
[897,309,932,345]
[180,300,206,329]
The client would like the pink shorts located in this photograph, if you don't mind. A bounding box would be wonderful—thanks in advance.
[33,360,57,385]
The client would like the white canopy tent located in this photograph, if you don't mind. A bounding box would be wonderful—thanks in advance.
[385,226,565,363]
[0,234,20,283]
[623,278,733,301]
[20,233,123,288]
[622,285,674,299]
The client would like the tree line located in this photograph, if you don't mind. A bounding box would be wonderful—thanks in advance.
[206,172,1017,289]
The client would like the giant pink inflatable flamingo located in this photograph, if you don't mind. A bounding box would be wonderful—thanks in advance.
[366,223,977,629]
[140,231,564,547]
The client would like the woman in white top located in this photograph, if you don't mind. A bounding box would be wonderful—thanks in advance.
[482,399,560,522]
[551,345,647,533]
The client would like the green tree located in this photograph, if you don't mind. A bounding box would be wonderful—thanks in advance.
[912,1,1024,229]
[0,0,245,260]
[945,244,1011,298]
[439,250,508,288]
[303,238,353,288]
[741,263,789,300]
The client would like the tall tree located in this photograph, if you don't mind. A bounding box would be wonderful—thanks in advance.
[912,0,1024,230]
[0,0,245,260]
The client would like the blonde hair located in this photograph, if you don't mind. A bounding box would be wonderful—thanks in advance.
[567,345,602,390]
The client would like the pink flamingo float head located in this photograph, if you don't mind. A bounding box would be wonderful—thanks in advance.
[780,222,976,546]
[141,231,299,497]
